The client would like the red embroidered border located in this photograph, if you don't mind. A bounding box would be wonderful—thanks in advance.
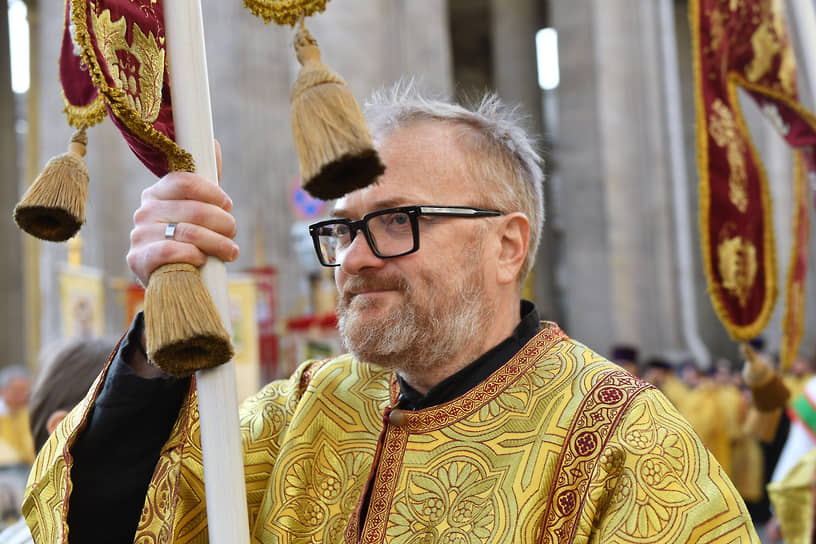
[537,370,653,544]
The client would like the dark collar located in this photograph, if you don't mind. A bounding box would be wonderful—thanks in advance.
[395,300,541,410]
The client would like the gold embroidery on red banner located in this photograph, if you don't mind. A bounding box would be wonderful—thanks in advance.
[709,99,749,213]
[70,1,194,173]
[91,9,164,124]
[717,231,758,308]
[746,19,780,83]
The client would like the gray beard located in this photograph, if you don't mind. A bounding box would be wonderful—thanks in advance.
[336,268,491,377]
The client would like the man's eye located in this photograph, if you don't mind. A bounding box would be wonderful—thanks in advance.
[381,213,410,228]
[334,224,350,237]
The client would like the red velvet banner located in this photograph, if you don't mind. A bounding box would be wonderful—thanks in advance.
[781,153,811,370]
[60,1,105,129]
[691,0,816,343]
[60,0,192,177]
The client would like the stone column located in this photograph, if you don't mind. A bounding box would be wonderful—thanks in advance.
[0,0,24,367]
[548,1,616,352]
[550,0,687,360]
[490,0,558,319]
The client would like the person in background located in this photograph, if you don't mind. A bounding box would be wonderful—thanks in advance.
[781,355,813,407]
[641,356,687,409]
[0,337,115,544]
[766,374,816,543]
[609,343,640,377]
[0,368,34,468]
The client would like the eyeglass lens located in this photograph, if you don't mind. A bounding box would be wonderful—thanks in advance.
[317,211,415,264]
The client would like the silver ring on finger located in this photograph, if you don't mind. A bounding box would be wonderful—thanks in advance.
[164,222,178,241]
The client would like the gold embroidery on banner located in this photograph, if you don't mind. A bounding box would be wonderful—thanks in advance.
[717,233,758,308]
[90,9,164,123]
[746,20,780,83]
[709,99,749,212]
[71,0,194,173]
[779,46,796,96]
[708,8,725,53]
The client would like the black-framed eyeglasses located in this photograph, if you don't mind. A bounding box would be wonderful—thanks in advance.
[308,205,504,267]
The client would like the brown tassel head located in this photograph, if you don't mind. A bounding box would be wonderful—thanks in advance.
[14,131,90,242]
[289,22,385,200]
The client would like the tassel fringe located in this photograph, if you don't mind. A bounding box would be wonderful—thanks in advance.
[144,263,234,376]
[290,21,384,199]
[14,131,89,242]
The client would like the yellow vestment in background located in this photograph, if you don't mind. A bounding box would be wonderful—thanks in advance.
[0,409,35,466]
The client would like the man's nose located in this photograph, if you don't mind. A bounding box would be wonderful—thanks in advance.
[339,231,384,275]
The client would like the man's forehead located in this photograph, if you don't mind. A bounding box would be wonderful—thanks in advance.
[331,191,416,217]
[331,121,475,217]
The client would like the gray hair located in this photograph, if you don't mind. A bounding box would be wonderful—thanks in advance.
[363,80,545,281]
[0,365,30,389]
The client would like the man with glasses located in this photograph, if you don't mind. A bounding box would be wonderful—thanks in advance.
[24,84,757,543]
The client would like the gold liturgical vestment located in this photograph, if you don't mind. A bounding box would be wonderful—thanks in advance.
[23,323,757,543]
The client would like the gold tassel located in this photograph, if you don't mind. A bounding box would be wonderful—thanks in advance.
[290,17,384,199]
[745,407,784,443]
[741,342,790,412]
[144,263,234,377]
[14,130,90,242]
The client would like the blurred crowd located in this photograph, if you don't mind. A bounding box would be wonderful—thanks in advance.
[609,341,816,543]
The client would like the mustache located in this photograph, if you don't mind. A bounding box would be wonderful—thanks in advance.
[339,274,410,303]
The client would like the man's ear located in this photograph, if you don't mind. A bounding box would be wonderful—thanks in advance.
[495,212,530,285]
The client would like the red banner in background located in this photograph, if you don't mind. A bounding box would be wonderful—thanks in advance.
[781,154,811,370]
[691,0,816,353]
[245,267,279,383]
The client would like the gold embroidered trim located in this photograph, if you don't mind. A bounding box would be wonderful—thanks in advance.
[135,379,198,540]
[61,89,108,130]
[357,425,409,543]
[243,0,329,26]
[22,336,121,544]
[69,1,195,173]
[390,323,568,433]
[538,370,653,543]
[59,0,107,130]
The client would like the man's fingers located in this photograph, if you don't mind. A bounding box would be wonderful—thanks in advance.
[135,199,237,239]
[127,229,239,286]
[161,222,239,263]
[143,172,232,211]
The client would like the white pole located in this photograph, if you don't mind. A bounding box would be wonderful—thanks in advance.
[658,0,711,368]
[163,2,251,543]
[786,0,816,111]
